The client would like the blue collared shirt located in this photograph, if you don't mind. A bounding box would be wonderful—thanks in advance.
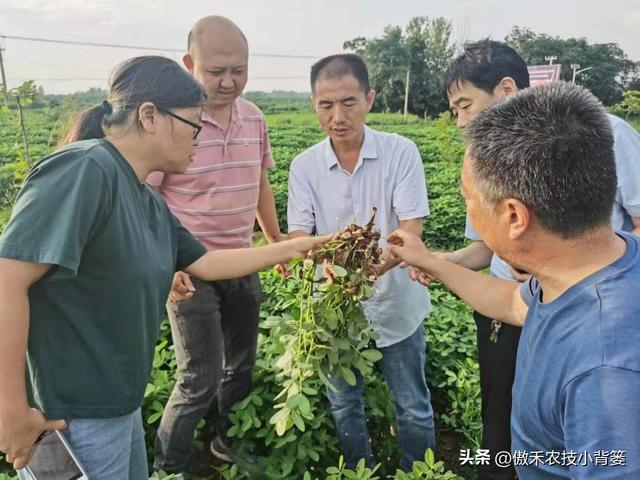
[466,113,640,281]
[287,125,431,347]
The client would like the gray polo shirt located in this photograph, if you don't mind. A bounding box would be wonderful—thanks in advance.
[287,126,431,347]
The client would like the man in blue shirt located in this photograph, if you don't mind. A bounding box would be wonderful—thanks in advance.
[389,82,640,479]
[287,54,435,470]
[435,40,640,480]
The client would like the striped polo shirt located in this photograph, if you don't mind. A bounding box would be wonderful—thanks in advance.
[148,97,274,250]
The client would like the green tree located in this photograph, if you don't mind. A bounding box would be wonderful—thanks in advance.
[610,90,640,119]
[343,16,455,117]
[625,66,640,91]
[505,26,637,105]
[11,80,39,105]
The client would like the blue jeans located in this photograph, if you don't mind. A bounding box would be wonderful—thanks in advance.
[19,408,148,480]
[326,324,436,471]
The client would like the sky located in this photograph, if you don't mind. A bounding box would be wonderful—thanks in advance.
[1,0,639,94]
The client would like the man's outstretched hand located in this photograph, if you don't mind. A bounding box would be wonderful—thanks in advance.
[387,229,432,269]
[387,229,444,287]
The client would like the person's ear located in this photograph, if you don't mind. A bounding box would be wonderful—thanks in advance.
[138,102,159,134]
[504,198,530,240]
[493,77,518,100]
[366,89,376,112]
[183,53,194,73]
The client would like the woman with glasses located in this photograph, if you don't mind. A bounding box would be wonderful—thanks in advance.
[0,55,325,479]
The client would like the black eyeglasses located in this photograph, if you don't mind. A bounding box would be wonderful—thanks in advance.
[160,110,203,139]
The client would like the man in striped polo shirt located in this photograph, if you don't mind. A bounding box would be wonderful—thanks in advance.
[149,16,283,474]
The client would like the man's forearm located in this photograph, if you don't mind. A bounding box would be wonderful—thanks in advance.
[445,240,493,270]
[400,218,423,236]
[256,172,282,244]
[417,256,525,326]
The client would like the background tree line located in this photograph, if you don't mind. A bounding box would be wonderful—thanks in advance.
[2,18,639,120]
[343,17,640,117]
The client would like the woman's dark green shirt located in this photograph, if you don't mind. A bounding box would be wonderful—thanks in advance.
[0,139,207,419]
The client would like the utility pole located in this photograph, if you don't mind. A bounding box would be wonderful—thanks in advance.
[545,55,558,65]
[0,41,8,107]
[14,94,32,165]
[570,64,593,83]
[403,67,410,121]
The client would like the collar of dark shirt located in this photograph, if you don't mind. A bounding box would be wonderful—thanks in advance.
[324,125,378,170]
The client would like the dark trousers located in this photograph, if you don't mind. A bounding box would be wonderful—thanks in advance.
[474,311,521,480]
[153,274,261,472]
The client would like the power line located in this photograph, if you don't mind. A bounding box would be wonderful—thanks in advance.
[13,78,106,82]
[0,34,320,59]
[13,76,308,82]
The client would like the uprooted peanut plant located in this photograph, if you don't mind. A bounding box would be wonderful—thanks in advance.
[269,209,386,435]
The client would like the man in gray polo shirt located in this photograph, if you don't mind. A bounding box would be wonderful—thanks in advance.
[287,54,435,471]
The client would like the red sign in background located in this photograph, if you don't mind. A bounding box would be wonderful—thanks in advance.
[528,65,562,86]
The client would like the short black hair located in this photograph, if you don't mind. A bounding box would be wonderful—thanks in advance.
[464,82,616,239]
[310,54,370,94]
[444,39,530,96]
